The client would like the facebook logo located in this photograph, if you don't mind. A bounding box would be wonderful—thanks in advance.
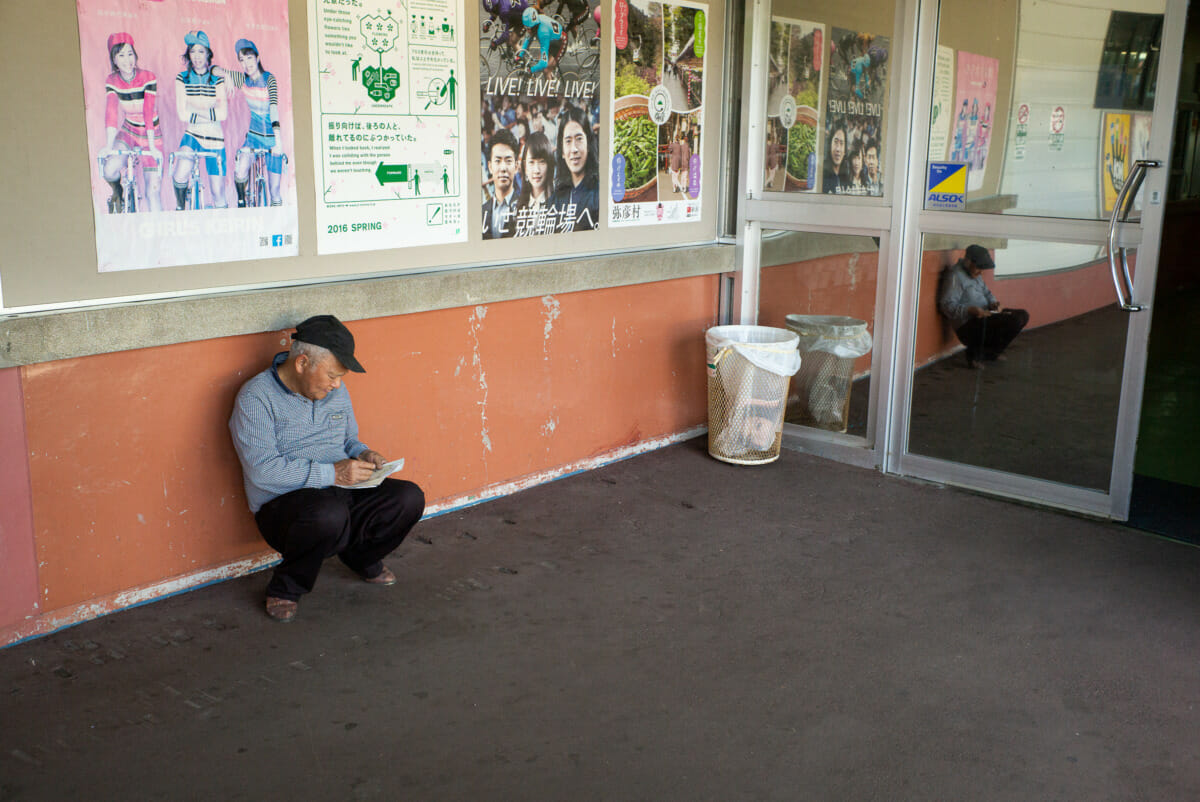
[272,234,283,247]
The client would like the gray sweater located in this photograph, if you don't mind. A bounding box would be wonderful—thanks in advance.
[938,260,998,329]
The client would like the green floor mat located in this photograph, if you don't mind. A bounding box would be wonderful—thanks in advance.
[1135,288,1200,488]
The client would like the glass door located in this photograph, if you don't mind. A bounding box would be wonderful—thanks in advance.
[889,0,1187,518]
[735,0,916,468]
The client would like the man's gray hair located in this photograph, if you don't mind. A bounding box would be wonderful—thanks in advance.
[289,339,334,364]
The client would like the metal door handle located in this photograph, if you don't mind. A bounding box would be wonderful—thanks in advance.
[1107,159,1160,312]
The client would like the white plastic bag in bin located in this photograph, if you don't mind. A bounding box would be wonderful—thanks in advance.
[785,315,872,431]
[784,315,872,358]
[706,326,803,378]
[705,326,802,463]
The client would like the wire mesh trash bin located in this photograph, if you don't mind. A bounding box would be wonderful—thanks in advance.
[706,325,802,465]
[785,315,873,433]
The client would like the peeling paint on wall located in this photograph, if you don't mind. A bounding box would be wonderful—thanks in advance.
[468,307,492,454]
[542,296,561,360]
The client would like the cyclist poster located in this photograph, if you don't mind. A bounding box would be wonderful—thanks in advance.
[823,28,888,197]
[762,17,823,194]
[480,0,602,237]
[609,0,707,227]
[75,0,299,271]
[309,0,469,254]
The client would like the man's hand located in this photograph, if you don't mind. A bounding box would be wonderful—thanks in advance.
[969,305,989,319]
[358,449,387,468]
[988,300,1000,311]
[335,458,377,486]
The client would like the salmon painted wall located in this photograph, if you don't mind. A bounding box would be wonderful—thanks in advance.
[0,367,39,631]
[8,276,717,642]
[759,251,880,377]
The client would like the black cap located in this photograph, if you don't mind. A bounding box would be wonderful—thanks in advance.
[965,244,995,270]
[292,315,365,373]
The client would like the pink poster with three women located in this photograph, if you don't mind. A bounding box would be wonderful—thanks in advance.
[950,50,998,193]
[76,0,298,271]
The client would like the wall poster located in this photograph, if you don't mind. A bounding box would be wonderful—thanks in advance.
[1130,113,1152,212]
[762,17,823,193]
[824,28,888,196]
[1100,111,1152,215]
[950,51,998,192]
[76,0,299,271]
[1100,111,1131,216]
[609,0,707,226]
[480,0,602,238]
[310,0,468,254]
[928,45,954,162]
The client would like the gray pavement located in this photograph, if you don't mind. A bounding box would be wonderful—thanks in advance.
[3,438,1200,800]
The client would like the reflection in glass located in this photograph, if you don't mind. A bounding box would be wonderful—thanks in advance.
[759,231,878,437]
[759,0,898,200]
[929,0,1164,220]
[763,20,823,194]
[907,236,1131,490]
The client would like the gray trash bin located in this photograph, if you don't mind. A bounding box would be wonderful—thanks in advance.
[785,315,872,433]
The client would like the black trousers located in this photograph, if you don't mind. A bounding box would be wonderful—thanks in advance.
[254,479,425,601]
[954,308,1030,361]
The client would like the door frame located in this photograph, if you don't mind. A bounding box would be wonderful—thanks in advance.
[733,0,1188,518]
[886,0,1188,519]
[733,0,921,471]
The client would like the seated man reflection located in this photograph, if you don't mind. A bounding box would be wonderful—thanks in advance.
[938,244,1030,368]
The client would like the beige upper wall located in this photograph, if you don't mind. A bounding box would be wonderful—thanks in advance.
[0,0,726,310]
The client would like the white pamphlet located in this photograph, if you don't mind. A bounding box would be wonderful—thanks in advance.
[341,458,405,489]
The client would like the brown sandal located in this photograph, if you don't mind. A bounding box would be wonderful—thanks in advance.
[265,596,298,622]
[361,566,397,585]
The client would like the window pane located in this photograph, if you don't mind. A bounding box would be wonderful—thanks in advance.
[908,235,1130,490]
[759,230,879,437]
[928,0,1164,219]
[761,0,896,199]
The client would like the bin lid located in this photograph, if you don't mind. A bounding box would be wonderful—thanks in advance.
[706,324,799,347]
[785,314,868,335]
[706,325,801,377]
[784,315,873,358]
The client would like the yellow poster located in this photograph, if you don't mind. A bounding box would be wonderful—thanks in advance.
[1100,111,1131,216]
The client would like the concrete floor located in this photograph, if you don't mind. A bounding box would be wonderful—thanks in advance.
[3,438,1200,800]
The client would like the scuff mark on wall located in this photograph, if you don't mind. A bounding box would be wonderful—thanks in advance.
[541,296,561,360]
[468,306,492,455]
[612,317,617,357]
[540,417,558,437]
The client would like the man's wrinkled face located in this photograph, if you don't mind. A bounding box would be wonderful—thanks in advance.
[298,354,347,400]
